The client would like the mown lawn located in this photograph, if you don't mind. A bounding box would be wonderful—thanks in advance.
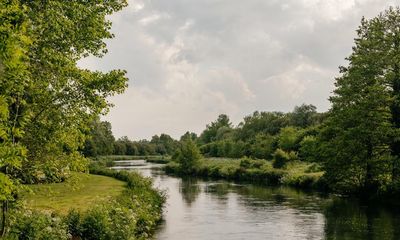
[23,173,126,214]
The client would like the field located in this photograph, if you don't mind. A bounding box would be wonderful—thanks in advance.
[23,173,126,214]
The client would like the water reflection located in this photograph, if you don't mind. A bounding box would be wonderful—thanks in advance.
[115,160,400,240]
[179,178,201,206]
[324,199,400,240]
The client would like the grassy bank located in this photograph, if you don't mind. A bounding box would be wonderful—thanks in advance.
[165,158,325,190]
[97,155,171,165]
[10,164,165,239]
[23,173,125,214]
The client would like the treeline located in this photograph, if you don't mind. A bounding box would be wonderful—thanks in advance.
[82,120,180,156]
[196,104,325,161]
[85,103,323,161]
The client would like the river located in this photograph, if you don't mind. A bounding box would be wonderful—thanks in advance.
[113,160,400,240]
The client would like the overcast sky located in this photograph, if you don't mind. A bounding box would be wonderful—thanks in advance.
[79,0,398,140]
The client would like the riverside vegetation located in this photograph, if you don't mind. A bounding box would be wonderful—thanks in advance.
[10,163,165,239]
[0,1,165,239]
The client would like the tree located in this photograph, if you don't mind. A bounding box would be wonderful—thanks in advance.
[180,131,198,142]
[250,133,276,159]
[278,127,302,152]
[0,0,127,235]
[0,2,31,235]
[199,114,232,144]
[299,136,319,162]
[289,104,318,128]
[236,111,289,140]
[17,0,128,183]
[322,8,400,194]
[83,119,115,157]
[174,139,202,174]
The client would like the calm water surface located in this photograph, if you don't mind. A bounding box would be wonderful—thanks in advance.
[113,161,400,240]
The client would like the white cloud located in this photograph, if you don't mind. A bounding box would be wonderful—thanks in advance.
[79,0,398,139]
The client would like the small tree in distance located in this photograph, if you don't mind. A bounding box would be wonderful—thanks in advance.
[173,138,202,174]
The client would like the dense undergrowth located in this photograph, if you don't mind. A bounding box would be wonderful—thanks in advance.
[6,163,165,240]
[165,158,325,190]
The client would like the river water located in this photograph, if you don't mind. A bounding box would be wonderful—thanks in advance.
[113,160,400,240]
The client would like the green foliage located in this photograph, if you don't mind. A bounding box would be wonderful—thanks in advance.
[198,106,325,161]
[13,166,165,239]
[83,119,115,157]
[8,211,69,240]
[112,134,179,156]
[273,149,290,169]
[87,165,166,239]
[288,104,319,128]
[199,114,232,144]
[299,135,320,162]
[180,131,198,142]
[166,158,323,189]
[250,133,276,159]
[173,139,202,174]
[64,210,82,238]
[278,127,302,151]
[321,7,400,195]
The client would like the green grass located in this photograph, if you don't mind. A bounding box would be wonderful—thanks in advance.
[166,157,325,189]
[23,173,126,214]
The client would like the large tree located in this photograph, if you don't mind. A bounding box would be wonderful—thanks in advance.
[0,1,31,235]
[199,114,232,144]
[0,0,128,234]
[18,0,128,182]
[322,7,400,194]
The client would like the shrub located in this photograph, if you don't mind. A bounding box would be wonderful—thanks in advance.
[64,209,82,238]
[9,211,69,240]
[299,135,319,162]
[173,139,202,174]
[273,149,290,169]
[239,157,251,168]
[80,206,110,240]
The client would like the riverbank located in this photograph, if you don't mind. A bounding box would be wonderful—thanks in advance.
[165,158,325,190]
[10,164,165,239]
[97,155,171,165]
[24,173,125,214]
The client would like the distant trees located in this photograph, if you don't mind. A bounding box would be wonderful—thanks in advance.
[98,134,179,156]
[199,114,232,144]
[198,105,323,162]
[83,119,115,157]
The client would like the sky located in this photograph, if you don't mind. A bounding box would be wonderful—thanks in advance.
[78,0,399,140]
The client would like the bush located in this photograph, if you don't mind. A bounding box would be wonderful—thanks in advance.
[273,149,290,169]
[8,211,69,240]
[173,139,202,174]
[80,206,110,240]
[299,135,319,162]
[64,209,82,238]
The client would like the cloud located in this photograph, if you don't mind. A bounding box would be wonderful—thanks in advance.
[79,0,398,139]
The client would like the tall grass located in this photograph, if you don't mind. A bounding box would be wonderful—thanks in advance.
[166,157,325,190]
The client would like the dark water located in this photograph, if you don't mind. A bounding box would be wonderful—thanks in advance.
[113,161,400,240]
